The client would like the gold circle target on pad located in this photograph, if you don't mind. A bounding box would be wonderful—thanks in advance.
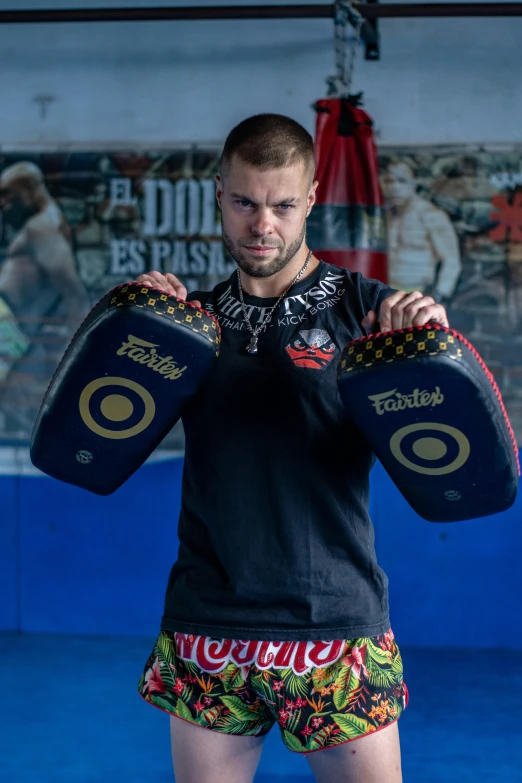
[389,423,471,476]
[79,376,156,439]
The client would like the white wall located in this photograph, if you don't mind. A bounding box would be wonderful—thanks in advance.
[0,0,520,147]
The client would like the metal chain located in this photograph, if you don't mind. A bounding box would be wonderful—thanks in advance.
[237,250,313,354]
[345,6,364,95]
[327,0,364,98]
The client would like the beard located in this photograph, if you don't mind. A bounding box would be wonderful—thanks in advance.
[222,220,306,279]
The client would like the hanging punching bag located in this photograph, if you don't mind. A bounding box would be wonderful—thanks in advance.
[307,1,387,282]
[308,96,387,282]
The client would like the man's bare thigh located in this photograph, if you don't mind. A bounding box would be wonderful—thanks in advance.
[170,715,266,783]
[306,720,402,783]
[170,715,402,783]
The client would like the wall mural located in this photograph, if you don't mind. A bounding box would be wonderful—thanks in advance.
[0,145,521,455]
[379,147,522,442]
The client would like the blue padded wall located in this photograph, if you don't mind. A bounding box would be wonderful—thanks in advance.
[2,457,521,647]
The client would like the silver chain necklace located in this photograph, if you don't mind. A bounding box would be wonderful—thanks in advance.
[237,249,313,355]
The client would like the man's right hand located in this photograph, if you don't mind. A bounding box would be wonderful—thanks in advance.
[135,271,201,309]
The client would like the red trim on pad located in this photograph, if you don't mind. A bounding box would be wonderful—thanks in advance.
[350,323,520,476]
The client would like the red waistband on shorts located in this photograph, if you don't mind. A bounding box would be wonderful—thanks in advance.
[174,634,347,675]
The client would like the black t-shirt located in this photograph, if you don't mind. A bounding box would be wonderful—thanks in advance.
[161,260,394,641]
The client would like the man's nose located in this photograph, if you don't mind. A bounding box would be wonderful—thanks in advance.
[250,210,274,236]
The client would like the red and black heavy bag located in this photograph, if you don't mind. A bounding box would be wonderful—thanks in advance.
[30,283,220,495]
[308,96,387,282]
[338,324,519,522]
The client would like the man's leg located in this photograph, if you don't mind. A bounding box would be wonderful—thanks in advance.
[170,716,267,783]
[306,721,402,783]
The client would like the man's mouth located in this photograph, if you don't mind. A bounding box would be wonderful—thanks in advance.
[244,246,277,256]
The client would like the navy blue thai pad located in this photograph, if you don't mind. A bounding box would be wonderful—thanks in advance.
[30,283,220,495]
[338,324,519,522]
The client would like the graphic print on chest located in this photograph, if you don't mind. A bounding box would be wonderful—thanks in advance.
[208,268,346,332]
[285,328,338,370]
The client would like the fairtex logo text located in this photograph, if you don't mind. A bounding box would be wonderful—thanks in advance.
[117,335,187,380]
[368,387,444,415]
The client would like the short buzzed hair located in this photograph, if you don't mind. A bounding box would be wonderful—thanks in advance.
[220,113,316,187]
[0,161,45,189]
[382,156,416,178]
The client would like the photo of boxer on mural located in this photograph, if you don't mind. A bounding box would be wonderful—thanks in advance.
[380,158,462,304]
[379,148,522,439]
[0,161,90,440]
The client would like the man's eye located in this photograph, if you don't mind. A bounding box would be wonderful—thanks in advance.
[234,200,293,210]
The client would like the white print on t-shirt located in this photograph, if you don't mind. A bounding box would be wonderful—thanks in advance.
[174,633,345,675]
[278,287,345,327]
[210,269,346,330]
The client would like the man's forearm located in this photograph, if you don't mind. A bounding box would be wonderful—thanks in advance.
[435,257,461,299]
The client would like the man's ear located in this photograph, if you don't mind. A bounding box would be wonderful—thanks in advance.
[306,179,319,217]
[215,174,223,209]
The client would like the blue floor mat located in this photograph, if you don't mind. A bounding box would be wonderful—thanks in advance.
[1,633,521,782]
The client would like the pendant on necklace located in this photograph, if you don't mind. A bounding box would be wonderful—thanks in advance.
[246,336,258,355]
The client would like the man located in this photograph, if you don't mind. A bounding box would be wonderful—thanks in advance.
[0,161,90,374]
[136,114,449,783]
[382,159,461,304]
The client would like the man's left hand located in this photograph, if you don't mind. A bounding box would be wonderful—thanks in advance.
[362,290,450,333]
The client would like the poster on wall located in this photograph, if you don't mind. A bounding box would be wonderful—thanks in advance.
[378,146,522,441]
[0,145,521,459]
[0,147,229,451]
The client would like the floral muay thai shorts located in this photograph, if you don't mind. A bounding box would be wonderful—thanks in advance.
[138,627,409,754]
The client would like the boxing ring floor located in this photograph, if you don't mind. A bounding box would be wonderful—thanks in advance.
[0,634,520,782]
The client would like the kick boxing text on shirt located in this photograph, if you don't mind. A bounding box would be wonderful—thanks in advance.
[209,269,346,330]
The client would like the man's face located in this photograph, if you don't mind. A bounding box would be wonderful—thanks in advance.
[0,179,37,212]
[0,180,37,228]
[383,163,416,208]
[216,156,317,278]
